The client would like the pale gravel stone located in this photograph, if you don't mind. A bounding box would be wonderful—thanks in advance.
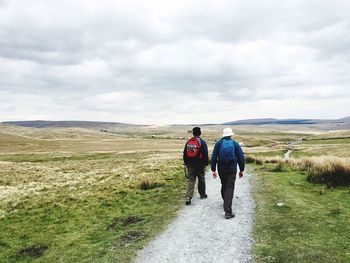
[136,171,255,263]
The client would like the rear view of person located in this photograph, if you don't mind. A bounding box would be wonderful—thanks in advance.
[211,127,245,219]
[183,127,209,205]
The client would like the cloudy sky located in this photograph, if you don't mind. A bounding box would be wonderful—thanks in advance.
[0,0,349,124]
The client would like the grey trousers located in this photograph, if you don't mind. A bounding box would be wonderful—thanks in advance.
[185,165,206,200]
[218,167,237,213]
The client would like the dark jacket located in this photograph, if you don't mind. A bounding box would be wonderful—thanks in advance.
[183,137,209,166]
[211,137,245,172]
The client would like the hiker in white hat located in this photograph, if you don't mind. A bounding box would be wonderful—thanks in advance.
[210,127,245,219]
[222,127,234,137]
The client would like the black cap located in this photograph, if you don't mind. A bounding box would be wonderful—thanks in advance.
[192,127,201,136]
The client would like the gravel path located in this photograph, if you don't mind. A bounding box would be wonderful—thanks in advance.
[284,150,292,160]
[136,171,255,263]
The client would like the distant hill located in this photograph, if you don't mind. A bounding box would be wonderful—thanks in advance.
[339,116,350,122]
[2,117,350,128]
[222,117,350,125]
[2,120,129,129]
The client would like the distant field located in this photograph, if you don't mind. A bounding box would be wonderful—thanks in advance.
[0,124,185,154]
[301,137,350,145]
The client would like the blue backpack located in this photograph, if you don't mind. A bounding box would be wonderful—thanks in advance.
[219,138,236,164]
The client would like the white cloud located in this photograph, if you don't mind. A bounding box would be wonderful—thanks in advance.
[0,0,349,124]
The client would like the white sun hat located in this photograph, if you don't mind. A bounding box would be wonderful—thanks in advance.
[222,127,234,137]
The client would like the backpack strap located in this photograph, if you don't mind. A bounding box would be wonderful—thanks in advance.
[195,137,202,157]
[194,137,203,159]
[196,137,201,147]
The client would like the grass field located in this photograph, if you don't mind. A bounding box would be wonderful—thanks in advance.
[248,130,350,262]
[251,163,350,263]
[0,124,187,262]
[1,123,349,262]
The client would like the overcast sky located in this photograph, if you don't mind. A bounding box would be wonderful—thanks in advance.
[0,0,349,124]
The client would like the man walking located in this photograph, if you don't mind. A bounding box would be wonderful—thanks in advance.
[211,127,245,219]
[183,127,209,205]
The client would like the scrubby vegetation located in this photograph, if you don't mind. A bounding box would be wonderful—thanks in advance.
[247,155,350,187]
[291,157,350,187]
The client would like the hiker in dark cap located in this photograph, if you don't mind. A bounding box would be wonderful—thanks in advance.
[183,127,209,205]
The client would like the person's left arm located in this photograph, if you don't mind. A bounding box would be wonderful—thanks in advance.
[200,139,209,166]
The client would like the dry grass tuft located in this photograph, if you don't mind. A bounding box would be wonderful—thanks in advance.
[248,155,350,187]
[264,156,285,164]
[17,244,48,257]
[245,155,256,164]
[139,179,164,190]
[300,157,350,187]
[269,162,285,172]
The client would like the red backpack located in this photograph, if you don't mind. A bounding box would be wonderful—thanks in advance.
[186,137,202,158]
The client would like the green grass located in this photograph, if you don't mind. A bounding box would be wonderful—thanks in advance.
[288,149,321,158]
[250,150,285,157]
[2,124,349,262]
[0,152,186,262]
[251,163,350,263]
[301,137,350,145]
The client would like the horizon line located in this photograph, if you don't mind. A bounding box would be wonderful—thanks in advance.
[1,116,349,126]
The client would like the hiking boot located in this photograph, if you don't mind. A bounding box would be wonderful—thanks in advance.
[185,199,191,205]
[225,212,235,219]
[200,194,208,199]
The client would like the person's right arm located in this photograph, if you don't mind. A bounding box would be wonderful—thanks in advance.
[211,141,220,178]
[183,143,188,165]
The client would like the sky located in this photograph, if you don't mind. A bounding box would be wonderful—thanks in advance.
[0,0,349,124]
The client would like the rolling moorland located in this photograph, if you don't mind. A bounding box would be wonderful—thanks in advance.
[0,120,349,262]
